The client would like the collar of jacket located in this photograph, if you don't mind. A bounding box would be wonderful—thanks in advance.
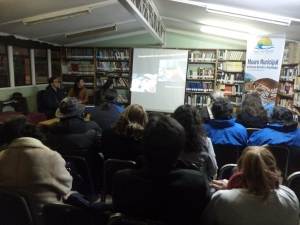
[8,137,48,149]
[264,123,297,132]
[208,118,236,128]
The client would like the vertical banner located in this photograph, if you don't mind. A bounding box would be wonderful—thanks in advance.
[244,34,286,114]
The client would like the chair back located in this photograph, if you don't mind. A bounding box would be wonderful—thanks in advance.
[108,213,166,225]
[217,164,237,180]
[62,155,96,201]
[102,159,136,202]
[264,145,290,184]
[43,203,95,225]
[0,189,33,225]
[213,144,239,177]
[286,172,300,204]
[176,158,199,171]
[246,128,261,139]
[36,90,45,112]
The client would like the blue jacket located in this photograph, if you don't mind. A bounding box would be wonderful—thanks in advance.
[204,118,248,147]
[42,85,66,119]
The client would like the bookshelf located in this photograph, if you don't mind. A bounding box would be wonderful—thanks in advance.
[0,44,9,88]
[61,47,95,104]
[13,46,32,86]
[34,49,48,84]
[185,49,217,107]
[95,47,132,105]
[51,50,61,82]
[216,49,246,107]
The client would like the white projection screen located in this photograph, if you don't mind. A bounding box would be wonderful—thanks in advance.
[130,48,188,113]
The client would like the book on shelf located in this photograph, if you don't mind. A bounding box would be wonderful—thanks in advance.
[280,82,294,95]
[117,94,129,103]
[222,61,243,72]
[188,50,216,62]
[278,98,293,110]
[294,77,300,90]
[185,94,212,107]
[294,92,300,107]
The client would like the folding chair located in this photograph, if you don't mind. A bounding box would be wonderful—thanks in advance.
[246,128,261,139]
[102,159,136,202]
[286,171,300,206]
[217,164,237,180]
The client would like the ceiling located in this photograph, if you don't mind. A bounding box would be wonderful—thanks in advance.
[1,0,300,47]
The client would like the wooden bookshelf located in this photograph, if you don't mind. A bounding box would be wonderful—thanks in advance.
[0,44,9,88]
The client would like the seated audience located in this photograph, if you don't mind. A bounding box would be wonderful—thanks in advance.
[101,104,147,161]
[90,89,124,130]
[173,104,217,182]
[200,90,224,122]
[236,93,269,128]
[202,146,299,225]
[249,106,300,174]
[95,79,114,106]
[41,76,66,119]
[46,97,103,193]
[204,98,248,148]
[67,77,89,104]
[0,115,72,225]
[113,114,211,225]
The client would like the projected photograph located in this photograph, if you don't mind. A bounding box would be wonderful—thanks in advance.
[158,59,186,82]
[131,73,157,93]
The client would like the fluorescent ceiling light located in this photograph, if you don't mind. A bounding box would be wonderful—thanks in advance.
[23,9,91,26]
[65,25,117,38]
[200,26,251,40]
[206,8,291,26]
[169,0,206,7]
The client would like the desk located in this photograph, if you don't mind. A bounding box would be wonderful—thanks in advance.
[39,114,90,127]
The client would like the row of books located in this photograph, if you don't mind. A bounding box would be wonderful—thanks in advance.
[62,75,94,86]
[294,77,300,90]
[188,51,216,62]
[293,92,300,107]
[280,65,300,81]
[97,49,130,60]
[279,82,294,95]
[186,81,214,92]
[277,97,293,110]
[287,43,300,64]
[63,48,94,59]
[216,72,244,84]
[97,61,129,72]
[185,94,212,107]
[98,77,129,87]
[61,63,94,75]
[187,67,214,79]
[217,84,244,96]
[219,50,246,61]
[117,94,129,103]
[218,61,244,72]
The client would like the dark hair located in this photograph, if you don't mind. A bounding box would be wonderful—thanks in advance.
[212,98,233,120]
[0,115,44,145]
[173,105,208,153]
[270,106,297,129]
[237,93,267,117]
[102,79,114,92]
[142,114,186,171]
[73,77,83,97]
[48,76,57,85]
[103,89,118,110]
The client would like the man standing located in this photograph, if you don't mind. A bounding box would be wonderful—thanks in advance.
[112,114,211,225]
[42,77,66,119]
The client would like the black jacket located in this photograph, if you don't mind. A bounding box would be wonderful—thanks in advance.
[236,112,269,128]
[42,85,66,119]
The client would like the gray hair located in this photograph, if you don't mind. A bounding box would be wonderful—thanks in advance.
[210,90,224,101]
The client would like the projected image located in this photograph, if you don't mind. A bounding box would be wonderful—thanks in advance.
[131,74,157,93]
[158,59,186,82]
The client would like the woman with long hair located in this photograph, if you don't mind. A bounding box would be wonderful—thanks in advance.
[202,146,299,225]
[173,104,217,182]
[94,79,114,106]
[67,77,89,104]
[101,104,148,161]
[236,93,268,128]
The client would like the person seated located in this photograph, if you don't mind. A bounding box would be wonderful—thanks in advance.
[204,98,248,148]
[46,97,103,193]
[94,79,114,106]
[90,89,124,131]
[202,146,299,225]
[113,114,211,225]
[101,104,147,161]
[249,106,300,174]
[200,90,224,122]
[0,115,72,225]
[67,77,89,104]
[42,76,66,119]
[236,93,269,128]
[173,104,217,182]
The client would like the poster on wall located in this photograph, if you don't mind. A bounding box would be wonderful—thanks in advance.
[244,33,286,115]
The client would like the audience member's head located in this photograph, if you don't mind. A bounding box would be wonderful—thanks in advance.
[56,97,85,119]
[235,146,278,201]
[111,104,148,138]
[212,98,233,120]
[48,76,59,90]
[104,89,118,102]
[238,93,267,117]
[142,114,186,171]
[173,104,207,153]
[270,106,297,129]
[210,90,224,102]
[0,115,44,146]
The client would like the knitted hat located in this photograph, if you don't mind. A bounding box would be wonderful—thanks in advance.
[55,97,85,118]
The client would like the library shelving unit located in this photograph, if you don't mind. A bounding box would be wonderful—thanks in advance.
[185,49,217,108]
[34,49,48,84]
[216,49,246,107]
[61,47,95,104]
[12,46,32,86]
[95,47,132,106]
[0,44,9,88]
[51,49,61,82]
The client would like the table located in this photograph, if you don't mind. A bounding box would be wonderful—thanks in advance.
[38,114,90,127]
